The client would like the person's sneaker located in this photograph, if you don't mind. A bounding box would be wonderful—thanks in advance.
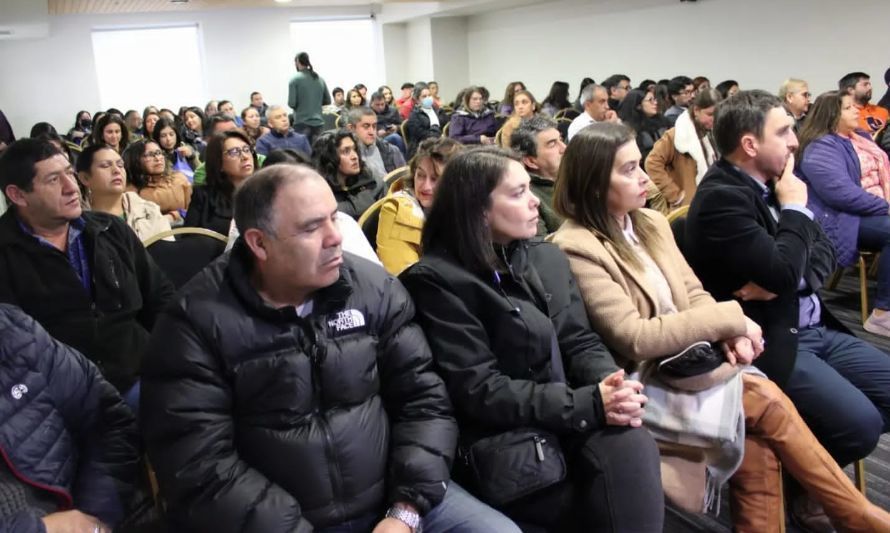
[864,310,890,337]
[790,494,835,533]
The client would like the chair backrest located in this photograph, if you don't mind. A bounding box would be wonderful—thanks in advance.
[442,121,451,138]
[556,117,572,141]
[384,166,410,192]
[358,197,389,252]
[555,108,580,121]
[494,127,504,147]
[400,119,408,142]
[323,112,339,131]
[144,227,228,289]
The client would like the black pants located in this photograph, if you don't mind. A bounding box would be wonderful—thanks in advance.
[293,123,323,147]
[501,426,664,533]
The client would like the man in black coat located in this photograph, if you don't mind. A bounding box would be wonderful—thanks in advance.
[0,304,139,533]
[684,90,890,473]
[0,139,174,403]
[141,164,519,532]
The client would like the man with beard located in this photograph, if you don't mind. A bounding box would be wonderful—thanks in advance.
[839,71,889,133]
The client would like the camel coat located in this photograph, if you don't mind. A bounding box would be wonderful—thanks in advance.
[549,208,746,369]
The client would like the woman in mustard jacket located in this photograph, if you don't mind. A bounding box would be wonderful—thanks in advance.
[376,137,463,274]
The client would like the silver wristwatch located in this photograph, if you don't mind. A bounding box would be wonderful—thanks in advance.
[385,506,422,533]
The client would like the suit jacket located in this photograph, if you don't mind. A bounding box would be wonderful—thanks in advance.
[550,209,746,369]
[683,159,840,386]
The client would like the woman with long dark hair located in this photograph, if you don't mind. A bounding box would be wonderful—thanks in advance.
[797,90,890,336]
[89,114,130,153]
[400,146,665,532]
[185,130,257,235]
[541,81,571,117]
[618,89,671,164]
[311,130,384,219]
[550,122,890,532]
[498,89,540,149]
[152,118,198,183]
[122,139,192,223]
[498,81,526,116]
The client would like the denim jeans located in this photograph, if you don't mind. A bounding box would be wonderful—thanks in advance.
[383,133,407,158]
[293,123,324,147]
[783,326,890,465]
[315,482,520,533]
[857,215,890,309]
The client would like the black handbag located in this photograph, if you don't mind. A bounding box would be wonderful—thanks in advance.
[465,428,567,506]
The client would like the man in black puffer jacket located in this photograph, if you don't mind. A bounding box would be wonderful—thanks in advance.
[141,164,518,532]
[0,304,139,532]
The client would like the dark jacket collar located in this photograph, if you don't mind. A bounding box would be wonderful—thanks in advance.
[0,209,111,247]
[529,173,555,188]
[225,239,353,323]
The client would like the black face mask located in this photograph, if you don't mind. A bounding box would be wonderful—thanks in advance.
[79,119,91,129]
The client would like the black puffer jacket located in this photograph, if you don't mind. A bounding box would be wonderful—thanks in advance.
[0,304,139,531]
[0,210,175,392]
[400,240,618,439]
[141,243,457,531]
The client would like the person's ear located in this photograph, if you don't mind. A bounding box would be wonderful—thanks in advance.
[5,184,28,208]
[522,155,540,171]
[242,228,269,262]
[739,133,758,159]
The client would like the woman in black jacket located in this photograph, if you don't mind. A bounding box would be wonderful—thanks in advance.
[400,147,664,532]
[405,83,448,158]
[312,129,385,220]
[618,89,671,164]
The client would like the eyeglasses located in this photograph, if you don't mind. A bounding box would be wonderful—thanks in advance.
[224,145,253,158]
[642,97,657,103]
[142,150,165,159]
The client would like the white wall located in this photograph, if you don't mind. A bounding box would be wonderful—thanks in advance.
[467,0,890,104]
[405,17,434,84]
[430,17,469,102]
[0,5,374,136]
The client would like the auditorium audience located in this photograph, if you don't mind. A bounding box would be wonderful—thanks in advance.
[67,110,92,145]
[510,116,566,235]
[645,88,720,213]
[840,71,889,134]
[602,74,632,112]
[498,81,526,116]
[369,91,406,154]
[0,138,175,402]
[89,113,129,153]
[400,147,664,532]
[345,88,365,110]
[255,105,312,157]
[186,129,257,235]
[617,88,671,164]
[218,100,243,127]
[77,144,171,241]
[123,139,192,223]
[376,137,462,275]
[405,82,448,157]
[541,80,571,117]
[779,78,811,133]
[124,110,142,139]
[428,80,443,107]
[152,117,198,182]
[0,304,140,533]
[143,164,516,532]
[448,86,498,145]
[797,90,890,337]
[140,110,159,140]
[684,90,890,525]
[693,76,711,94]
[551,122,890,532]
[249,90,268,123]
[715,80,740,100]
[343,107,405,181]
[498,89,539,148]
[240,105,270,146]
[181,106,206,152]
[567,83,619,141]
[664,76,695,125]
[312,129,384,219]
[379,84,396,107]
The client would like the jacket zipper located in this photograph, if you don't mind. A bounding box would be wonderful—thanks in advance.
[0,443,73,508]
[309,319,345,517]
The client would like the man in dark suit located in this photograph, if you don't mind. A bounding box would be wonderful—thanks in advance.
[684,90,890,526]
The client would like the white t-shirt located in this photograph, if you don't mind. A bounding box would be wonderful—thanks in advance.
[225,212,382,266]
[567,112,596,141]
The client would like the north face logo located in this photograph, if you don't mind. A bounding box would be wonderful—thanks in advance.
[10,384,28,400]
[327,309,366,334]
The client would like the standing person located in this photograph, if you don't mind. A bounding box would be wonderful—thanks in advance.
[400,147,664,533]
[142,164,518,533]
[288,51,331,145]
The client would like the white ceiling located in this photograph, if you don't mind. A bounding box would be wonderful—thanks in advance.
[47,0,454,15]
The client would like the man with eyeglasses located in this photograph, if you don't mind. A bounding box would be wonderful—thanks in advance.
[256,105,312,157]
[778,78,811,134]
[602,74,631,113]
[0,138,174,406]
[664,75,695,125]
